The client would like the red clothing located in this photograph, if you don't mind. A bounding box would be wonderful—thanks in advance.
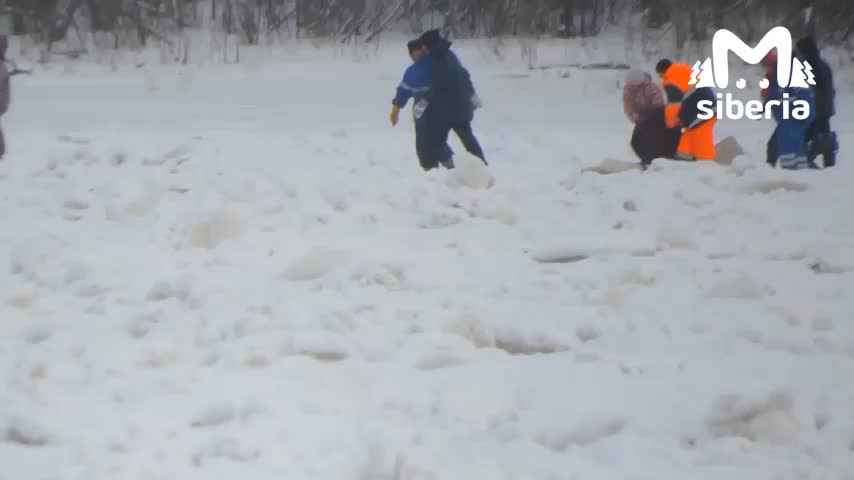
[623,77,664,124]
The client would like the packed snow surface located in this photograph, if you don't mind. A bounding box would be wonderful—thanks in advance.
[1,42,853,479]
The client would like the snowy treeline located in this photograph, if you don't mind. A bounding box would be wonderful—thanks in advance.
[5,0,854,68]
[5,0,854,51]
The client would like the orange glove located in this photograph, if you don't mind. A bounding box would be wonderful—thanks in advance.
[390,104,400,126]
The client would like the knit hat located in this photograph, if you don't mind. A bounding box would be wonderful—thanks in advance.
[625,69,650,84]
[761,49,778,66]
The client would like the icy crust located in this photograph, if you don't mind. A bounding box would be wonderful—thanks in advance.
[0,53,852,480]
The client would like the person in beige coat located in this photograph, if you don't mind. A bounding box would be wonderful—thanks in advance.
[0,35,10,159]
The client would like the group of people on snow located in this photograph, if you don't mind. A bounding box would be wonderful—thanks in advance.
[623,34,837,170]
[389,29,486,171]
[392,29,837,173]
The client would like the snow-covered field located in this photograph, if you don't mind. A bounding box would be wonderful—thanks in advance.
[1,41,853,479]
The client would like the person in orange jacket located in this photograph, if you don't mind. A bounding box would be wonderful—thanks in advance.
[655,59,717,161]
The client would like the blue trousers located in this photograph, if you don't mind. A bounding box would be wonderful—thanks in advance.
[415,111,454,170]
[767,119,813,170]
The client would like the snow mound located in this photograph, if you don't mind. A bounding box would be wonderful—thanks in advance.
[106,179,164,218]
[349,261,408,290]
[128,311,165,338]
[656,220,696,249]
[22,325,52,344]
[283,248,350,281]
[191,404,236,428]
[705,391,815,445]
[146,279,191,302]
[443,310,496,349]
[192,437,261,466]
[535,418,627,451]
[494,327,571,355]
[575,325,601,343]
[706,274,774,300]
[416,208,465,229]
[809,247,854,275]
[532,233,657,263]
[4,417,54,447]
[190,209,245,249]
[144,145,192,167]
[738,178,810,195]
[415,353,466,371]
[289,333,352,362]
[582,158,639,175]
[6,288,37,309]
[446,154,495,190]
[10,236,68,288]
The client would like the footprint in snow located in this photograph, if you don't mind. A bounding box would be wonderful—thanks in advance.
[536,418,627,452]
[415,354,466,371]
[191,404,235,428]
[575,325,600,343]
[494,332,569,355]
[738,179,809,195]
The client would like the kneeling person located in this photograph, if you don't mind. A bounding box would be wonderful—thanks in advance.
[623,69,681,169]
[656,59,717,161]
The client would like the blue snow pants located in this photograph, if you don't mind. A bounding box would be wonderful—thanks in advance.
[415,109,454,171]
[767,119,813,170]
[765,83,816,170]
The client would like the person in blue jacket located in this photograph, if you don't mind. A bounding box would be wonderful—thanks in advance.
[417,29,486,166]
[389,39,453,170]
[761,51,816,170]
[796,35,838,168]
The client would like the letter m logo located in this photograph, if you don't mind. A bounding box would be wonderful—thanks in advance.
[712,26,793,88]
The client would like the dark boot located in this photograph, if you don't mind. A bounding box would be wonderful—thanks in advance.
[441,144,455,169]
[806,137,819,166]
[766,130,778,167]
[823,131,838,168]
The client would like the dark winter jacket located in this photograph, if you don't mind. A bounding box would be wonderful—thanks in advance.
[0,36,8,115]
[796,36,835,119]
[762,57,815,125]
[418,30,476,123]
[631,105,681,166]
